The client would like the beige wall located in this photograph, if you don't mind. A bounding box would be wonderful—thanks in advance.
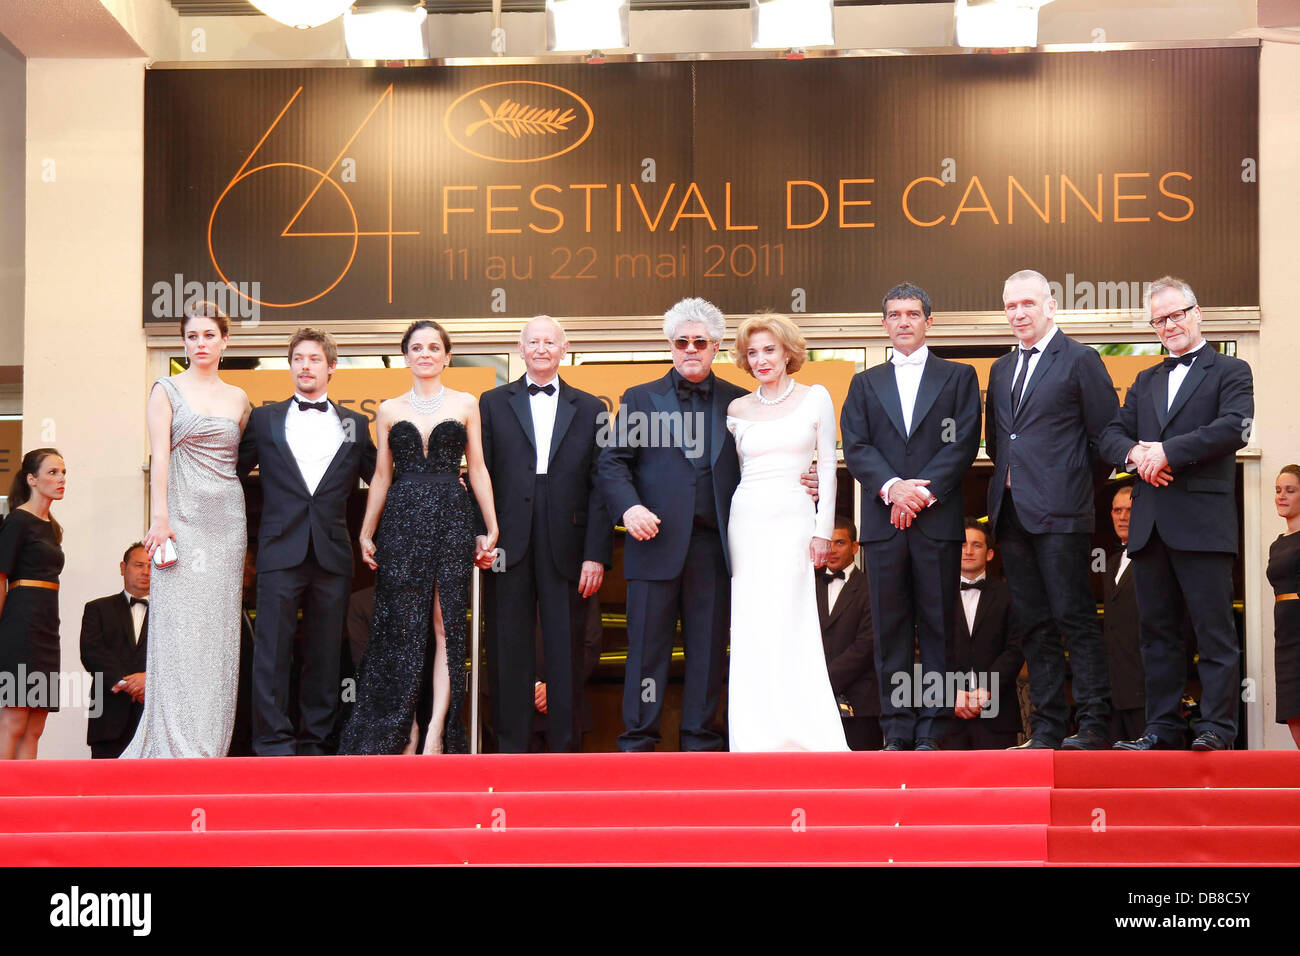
[25,58,147,758]
[1255,38,1300,749]
[0,35,24,376]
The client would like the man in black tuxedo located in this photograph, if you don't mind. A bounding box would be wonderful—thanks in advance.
[815,518,882,751]
[1103,485,1147,742]
[530,595,605,751]
[598,297,749,752]
[840,283,981,750]
[986,269,1118,750]
[479,316,612,753]
[944,519,1023,750]
[1101,277,1253,751]
[79,543,150,758]
[238,329,377,756]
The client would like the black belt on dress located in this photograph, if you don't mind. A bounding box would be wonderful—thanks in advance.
[395,472,460,484]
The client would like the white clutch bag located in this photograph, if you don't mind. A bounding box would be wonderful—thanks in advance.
[151,538,178,569]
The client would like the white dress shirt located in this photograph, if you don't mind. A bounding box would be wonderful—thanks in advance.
[879,346,935,505]
[527,375,559,474]
[123,590,147,644]
[1114,548,1131,585]
[826,563,855,614]
[284,393,345,495]
[1005,325,1060,488]
[959,572,985,636]
[1166,340,1206,410]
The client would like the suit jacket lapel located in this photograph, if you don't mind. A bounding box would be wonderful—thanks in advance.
[508,377,536,451]
[968,587,988,641]
[1163,347,1213,430]
[815,575,831,629]
[1014,334,1059,419]
[826,569,861,627]
[270,401,312,496]
[549,382,577,463]
[314,402,355,493]
[866,363,907,440]
[117,594,138,647]
[709,378,726,467]
[909,356,949,438]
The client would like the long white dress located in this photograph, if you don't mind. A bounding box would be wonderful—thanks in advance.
[726,383,848,752]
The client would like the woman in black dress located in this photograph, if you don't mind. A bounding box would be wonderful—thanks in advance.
[340,321,498,755]
[1270,464,1300,747]
[0,448,67,759]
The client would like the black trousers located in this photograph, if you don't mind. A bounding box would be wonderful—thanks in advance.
[862,529,959,743]
[941,718,1020,750]
[621,528,730,752]
[253,537,350,756]
[491,478,586,753]
[1132,528,1238,745]
[843,716,883,752]
[996,490,1111,742]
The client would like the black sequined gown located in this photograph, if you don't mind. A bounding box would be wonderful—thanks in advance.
[341,419,477,754]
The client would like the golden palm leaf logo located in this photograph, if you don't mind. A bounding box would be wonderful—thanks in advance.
[466,98,579,139]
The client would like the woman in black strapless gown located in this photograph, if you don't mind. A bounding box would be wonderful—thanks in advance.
[341,322,498,755]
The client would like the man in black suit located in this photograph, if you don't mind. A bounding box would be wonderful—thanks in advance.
[598,297,750,752]
[840,283,981,750]
[238,328,377,756]
[986,269,1118,750]
[815,518,882,752]
[479,315,612,753]
[80,543,150,758]
[1103,484,1147,742]
[944,519,1024,750]
[530,596,605,751]
[1101,276,1253,751]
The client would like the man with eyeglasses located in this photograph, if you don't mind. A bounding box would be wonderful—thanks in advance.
[985,269,1119,750]
[1100,276,1254,751]
[599,298,815,751]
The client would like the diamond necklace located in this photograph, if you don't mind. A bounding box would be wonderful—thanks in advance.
[409,386,446,415]
[756,379,796,406]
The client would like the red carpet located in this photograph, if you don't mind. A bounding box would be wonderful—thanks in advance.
[1,751,1297,865]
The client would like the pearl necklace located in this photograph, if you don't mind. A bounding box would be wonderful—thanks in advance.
[409,387,446,415]
[756,379,796,406]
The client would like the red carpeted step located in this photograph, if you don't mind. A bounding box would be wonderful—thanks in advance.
[0,786,1050,833]
[1052,788,1300,827]
[1048,825,1300,864]
[0,751,1055,797]
[1052,751,1300,789]
[0,824,1049,866]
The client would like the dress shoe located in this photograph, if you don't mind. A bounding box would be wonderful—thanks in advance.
[1061,729,1109,751]
[1007,736,1057,750]
[1112,733,1174,751]
[913,738,941,751]
[882,738,909,751]
[1191,730,1228,751]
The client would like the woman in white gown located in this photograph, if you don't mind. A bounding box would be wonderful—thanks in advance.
[726,313,848,752]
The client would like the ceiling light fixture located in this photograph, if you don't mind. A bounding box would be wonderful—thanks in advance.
[344,4,429,59]
[751,0,835,51]
[546,0,630,53]
[247,1,356,30]
[954,0,1057,50]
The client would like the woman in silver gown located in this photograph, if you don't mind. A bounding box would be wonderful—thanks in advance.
[122,302,249,759]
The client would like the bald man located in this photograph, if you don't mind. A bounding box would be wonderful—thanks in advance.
[478,316,612,752]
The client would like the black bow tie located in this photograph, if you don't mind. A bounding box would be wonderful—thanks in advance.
[129,596,148,608]
[676,378,712,402]
[1162,352,1197,369]
[824,569,845,581]
[960,580,985,591]
[527,382,556,396]
[295,397,329,412]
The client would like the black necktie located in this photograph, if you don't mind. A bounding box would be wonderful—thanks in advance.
[1162,352,1196,369]
[960,580,985,591]
[824,569,845,582]
[295,397,328,412]
[129,596,148,608]
[676,378,712,402]
[1011,347,1038,413]
[527,382,556,396]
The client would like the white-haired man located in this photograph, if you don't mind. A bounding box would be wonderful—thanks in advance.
[597,298,750,750]
[479,316,612,753]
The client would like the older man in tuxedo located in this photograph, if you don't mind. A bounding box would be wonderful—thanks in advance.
[80,543,150,758]
[1101,277,1253,751]
[816,518,881,751]
[840,282,981,751]
[986,269,1118,750]
[1102,485,1147,742]
[479,315,612,753]
[238,329,377,756]
[945,519,1023,750]
[600,297,760,751]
